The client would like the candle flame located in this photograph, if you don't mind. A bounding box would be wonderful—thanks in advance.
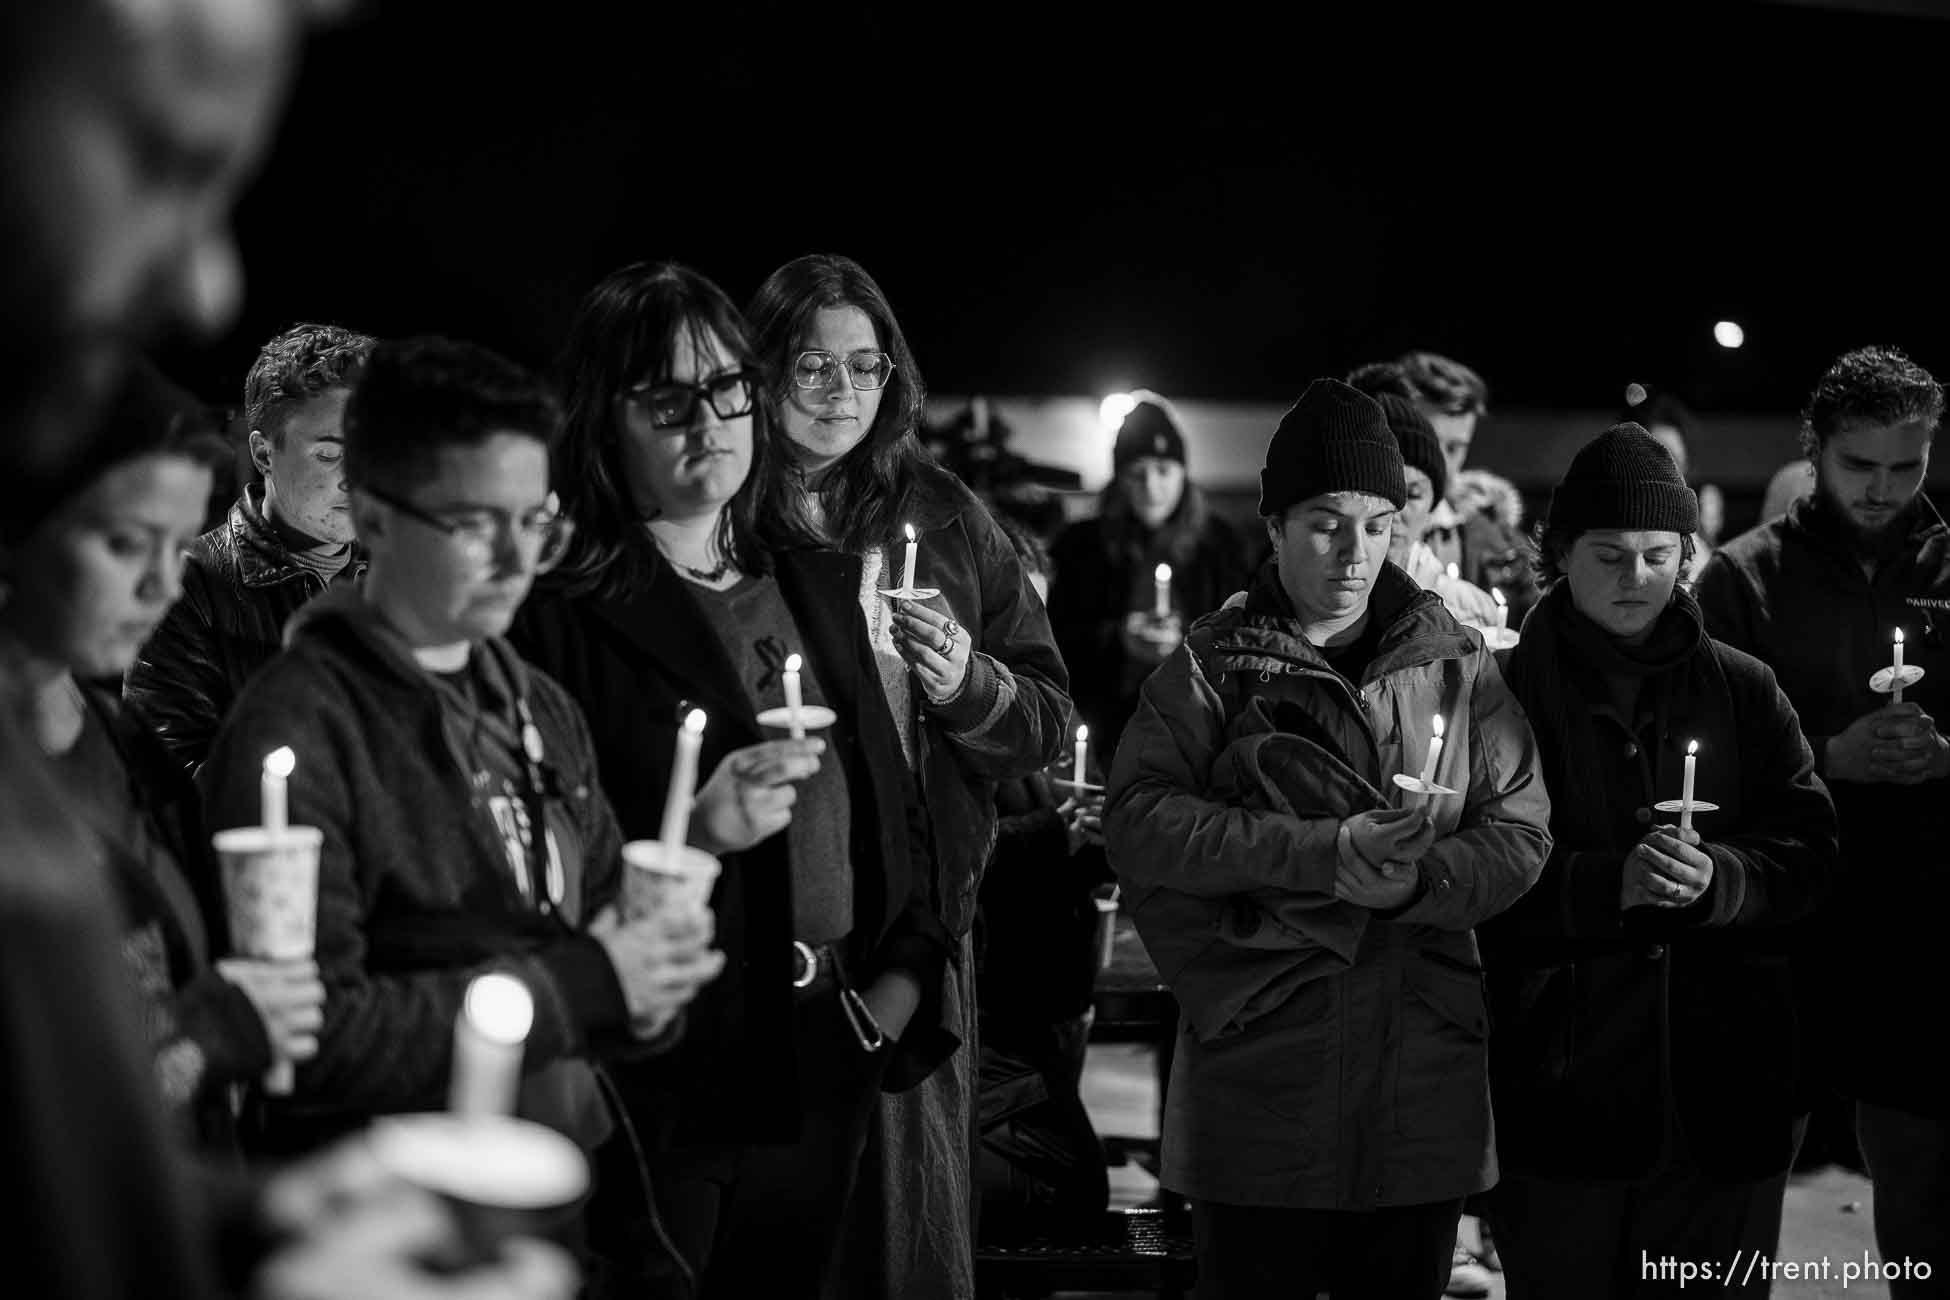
[904,522,916,542]
[1895,627,1905,644]
[263,746,296,779]
[683,708,707,734]
[1687,739,1699,756]
[1447,562,1459,581]
[1154,563,1172,583]
[1492,588,1507,607]
[1076,723,1089,742]
[784,653,802,673]
[1430,715,1445,739]
[464,973,534,1045]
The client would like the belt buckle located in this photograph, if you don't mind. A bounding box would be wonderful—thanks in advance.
[791,940,818,989]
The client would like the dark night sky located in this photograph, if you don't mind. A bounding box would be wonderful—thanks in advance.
[164,1,1950,416]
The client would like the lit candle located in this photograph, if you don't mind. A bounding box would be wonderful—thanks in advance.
[1417,715,1445,786]
[262,746,295,832]
[783,654,805,740]
[449,973,533,1117]
[1446,562,1459,583]
[902,523,919,590]
[659,710,707,856]
[1893,628,1906,703]
[1680,739,1699,832]
[1153,563,1173,620]
[1073,724,1089,788]
[1492,588,1508,631]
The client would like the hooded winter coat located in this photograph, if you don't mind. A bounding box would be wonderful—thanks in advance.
[1105,561,1551,1210]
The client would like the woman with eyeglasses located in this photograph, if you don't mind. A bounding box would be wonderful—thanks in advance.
[510,262,955,1298]
[748,254,1071,1300]
[0,359,326,1150]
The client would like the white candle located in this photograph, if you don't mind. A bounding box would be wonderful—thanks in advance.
[1680,739,1699,832]
[783,653,805,740]
[1153,563,1173,620]
[1893,628,1906,702]
[660,710,707,855]
[449,973,533,1117]
[1073,723,1089,788]
[902,523,919,590]
[1492,589,1508,630]
[1417,715,1445,786]
[262,747,295,833]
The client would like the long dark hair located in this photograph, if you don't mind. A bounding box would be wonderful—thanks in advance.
[552,262,772,599]
[746,254,933,553]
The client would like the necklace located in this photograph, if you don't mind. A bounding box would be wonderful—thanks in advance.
[677,558,732,584]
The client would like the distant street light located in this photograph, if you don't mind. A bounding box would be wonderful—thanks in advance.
[1100,392,1137,432]
[1714,320,1746,350]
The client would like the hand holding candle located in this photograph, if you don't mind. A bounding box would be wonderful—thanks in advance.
[1153,563,1173,621]
[450,973,534,1117]
[783,654,805,739]
[659,710,707,857]
[262,746,295,832]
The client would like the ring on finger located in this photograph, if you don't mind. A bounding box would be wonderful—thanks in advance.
[944,620,962,639]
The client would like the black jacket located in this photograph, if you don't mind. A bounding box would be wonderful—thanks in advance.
[1047,488,1249,760]
[126,486,364,774]
[510,549,956,1147]
[976,770,1111,1027]
[1485,587,1838,1180]
[1695,496,1950,1118]
[197,589,639,1155]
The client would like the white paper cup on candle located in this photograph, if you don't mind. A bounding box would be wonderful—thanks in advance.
[368,1113,589,1268]
[620,840,721,921]
[212,825,323,1094]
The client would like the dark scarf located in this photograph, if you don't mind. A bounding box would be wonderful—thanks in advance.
[1505,582,1707,846]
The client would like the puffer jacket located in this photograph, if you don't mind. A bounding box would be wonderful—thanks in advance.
[126,485,364,774]
[1105,561,1551,1211]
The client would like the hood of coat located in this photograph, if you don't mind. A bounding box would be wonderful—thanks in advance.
[1453,468,1525,531]
[1202,559,1479,681]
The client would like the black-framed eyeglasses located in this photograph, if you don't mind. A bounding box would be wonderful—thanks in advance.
[791,349,895,391]
[622,368,758,430]
[360,483,575,574]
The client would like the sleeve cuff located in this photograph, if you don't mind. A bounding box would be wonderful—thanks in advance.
[530,934,631,1049]
[929,651,1000,733]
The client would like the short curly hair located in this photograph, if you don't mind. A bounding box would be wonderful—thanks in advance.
[243,322,374,446]
[1396,351,1489,418]
[1801,346,1944,459]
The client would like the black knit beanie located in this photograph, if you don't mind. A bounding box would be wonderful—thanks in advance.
[1112,396,1187,474]
[1259,379,1406,517]
[1376,393,1448,505]
[1545,422,1699,535]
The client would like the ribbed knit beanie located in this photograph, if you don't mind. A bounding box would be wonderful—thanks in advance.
[1259,379,1406,517]
[1376,393,1448,505]
[1545,422,1699,535]
[1112,395,1187,474]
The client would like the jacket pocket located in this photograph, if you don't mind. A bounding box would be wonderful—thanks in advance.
[1395,951,1490,1141]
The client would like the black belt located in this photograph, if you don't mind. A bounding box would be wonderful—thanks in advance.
[790,940,886,1053]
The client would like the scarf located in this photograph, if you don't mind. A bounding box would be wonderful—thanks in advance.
[1503,582,1707,846]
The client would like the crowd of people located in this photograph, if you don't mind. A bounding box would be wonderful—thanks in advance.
[2,4,1946,1300]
